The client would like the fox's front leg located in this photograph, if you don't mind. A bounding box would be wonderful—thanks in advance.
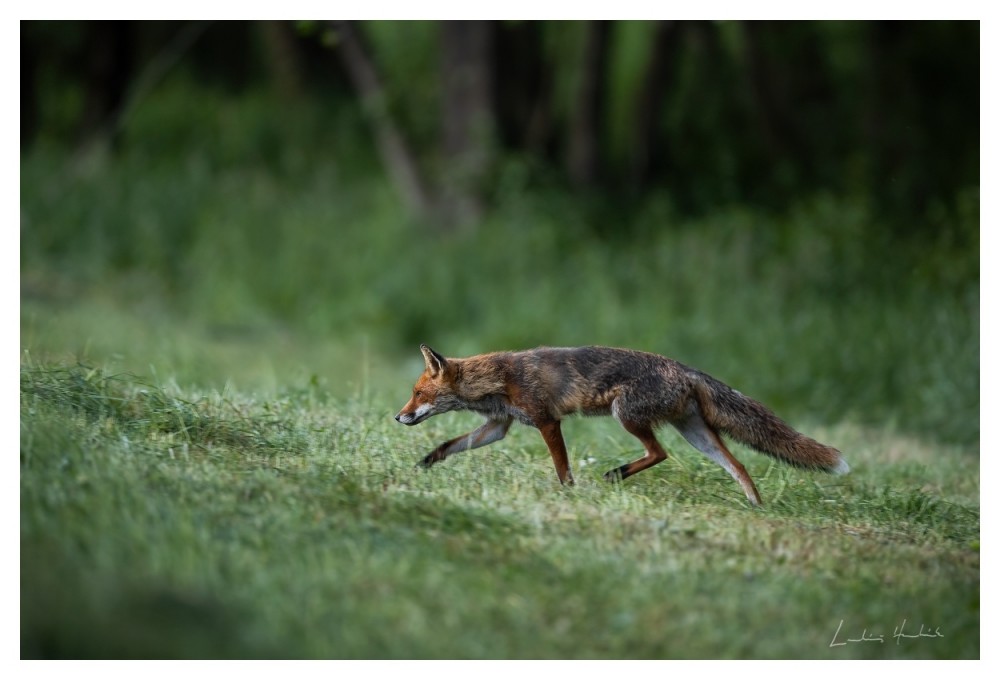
[538,419,574,485]
[418,417,512,468]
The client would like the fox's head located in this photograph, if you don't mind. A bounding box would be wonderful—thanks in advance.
[395,345,463,425]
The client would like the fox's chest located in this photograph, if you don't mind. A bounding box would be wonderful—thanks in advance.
[467,394,535,426]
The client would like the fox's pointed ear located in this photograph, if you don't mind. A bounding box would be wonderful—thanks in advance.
[420,344,448,377]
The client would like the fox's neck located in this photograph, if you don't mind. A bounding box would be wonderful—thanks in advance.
[452,355,509,402]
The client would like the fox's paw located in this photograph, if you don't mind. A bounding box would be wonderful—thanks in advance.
[603,466,626,483]
[416,449,446,469]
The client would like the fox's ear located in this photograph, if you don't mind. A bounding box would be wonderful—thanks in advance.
[419,344,448,377]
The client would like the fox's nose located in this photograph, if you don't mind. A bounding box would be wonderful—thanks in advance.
[394,414,402,422]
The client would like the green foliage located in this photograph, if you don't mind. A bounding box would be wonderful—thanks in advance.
[364,21,441,148]
[21,364,979,658]
[20,80,978,445]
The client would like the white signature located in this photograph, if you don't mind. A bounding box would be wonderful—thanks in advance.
[830,619,945,647]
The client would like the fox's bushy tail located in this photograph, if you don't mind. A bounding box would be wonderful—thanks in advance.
[693,373,849,474]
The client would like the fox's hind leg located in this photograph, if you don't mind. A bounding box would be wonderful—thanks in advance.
[603,419,669,482]
[672,412,762,506]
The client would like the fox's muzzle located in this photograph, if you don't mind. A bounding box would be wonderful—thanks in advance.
[395,404,432,425]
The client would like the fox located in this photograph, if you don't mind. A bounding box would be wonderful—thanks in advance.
[395,344,849,506]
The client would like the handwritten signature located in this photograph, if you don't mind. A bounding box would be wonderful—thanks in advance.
[830,619,944,647]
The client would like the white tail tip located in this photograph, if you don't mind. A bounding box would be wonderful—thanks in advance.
[831,457,850,475]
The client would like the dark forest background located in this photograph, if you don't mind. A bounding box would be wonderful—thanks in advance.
[21,21,979,230]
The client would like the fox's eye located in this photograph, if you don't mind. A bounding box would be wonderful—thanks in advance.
[414,390,423,398]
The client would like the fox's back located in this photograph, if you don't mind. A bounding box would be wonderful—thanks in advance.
[504,346,694,420]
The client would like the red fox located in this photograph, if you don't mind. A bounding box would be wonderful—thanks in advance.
[395,345,849,505]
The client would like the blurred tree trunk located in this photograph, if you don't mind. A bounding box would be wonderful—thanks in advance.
[741,21,797,166]
[73,21,209,162]
[630,20,683,187]
[495,21,552,158]
[567,21,611,189]
[259,21,305,100]
[332,20,430,217]
[78,21,134,150]
[865,21,909,215]
[439,20,497,228]
[21,24,38,147]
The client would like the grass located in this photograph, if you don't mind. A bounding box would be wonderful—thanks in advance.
[20,361,979,659]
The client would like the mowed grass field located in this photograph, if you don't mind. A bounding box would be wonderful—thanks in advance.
[20,300,979,659]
